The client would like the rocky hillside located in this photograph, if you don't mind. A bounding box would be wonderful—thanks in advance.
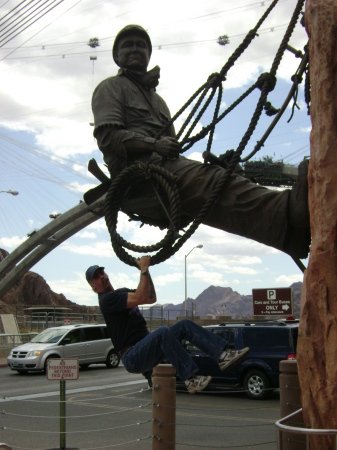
[161,282,302,320]
[0,271,98,322]
[0,248,302,319]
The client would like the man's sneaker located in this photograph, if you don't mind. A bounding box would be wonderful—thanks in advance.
[142,370,153,388]
[186,375,212,394]
[219,347,250,372]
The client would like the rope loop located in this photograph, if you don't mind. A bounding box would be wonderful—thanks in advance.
[104,162,183,267]
[256,72,277,93]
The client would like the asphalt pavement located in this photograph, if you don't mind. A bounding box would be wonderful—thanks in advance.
[0,364,281,450]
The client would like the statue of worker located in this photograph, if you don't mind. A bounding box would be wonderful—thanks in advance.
[91,24,310,260]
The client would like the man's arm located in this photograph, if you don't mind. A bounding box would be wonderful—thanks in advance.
[126,256,157,308]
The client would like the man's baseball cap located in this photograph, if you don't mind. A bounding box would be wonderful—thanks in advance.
[85,265,104,284]
[112,24,152,66]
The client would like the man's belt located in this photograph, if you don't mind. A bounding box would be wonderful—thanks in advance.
[119,345,134,357]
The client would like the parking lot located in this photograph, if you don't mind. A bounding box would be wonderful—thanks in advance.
[0,364,281,449]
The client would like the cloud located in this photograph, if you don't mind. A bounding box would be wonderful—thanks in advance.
[49,277,97,306]
[153,272,184,286]
[0,236,27,249]
[191,269,224,285]
[35,124,96,158]
[77,231,97,239]
[187,152,204,163]
[275,274,304,285]
[60,240,115,257]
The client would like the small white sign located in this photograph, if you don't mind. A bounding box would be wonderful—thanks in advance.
[47,358,79,380]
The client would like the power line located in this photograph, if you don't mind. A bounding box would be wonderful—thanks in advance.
[0,0,27,24]
[0,22,290,62]
[0,0,39,29]
[0,0,81,61]
[0,0,64,48]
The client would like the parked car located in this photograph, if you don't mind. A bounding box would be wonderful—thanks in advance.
[178,319,298,399]
[7,324,120,374]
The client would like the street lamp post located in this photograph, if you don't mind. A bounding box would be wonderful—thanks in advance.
[185,244,203,318]
[0,190,19,196]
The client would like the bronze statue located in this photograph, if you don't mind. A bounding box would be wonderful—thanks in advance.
[91,25,310,260]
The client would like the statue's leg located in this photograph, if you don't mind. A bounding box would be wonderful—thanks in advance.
[121,155,310,259]
[166,156,310,259]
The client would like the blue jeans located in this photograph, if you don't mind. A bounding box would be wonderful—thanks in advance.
[122,319,227,381]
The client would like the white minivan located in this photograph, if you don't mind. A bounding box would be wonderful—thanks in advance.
[7,324,120,374]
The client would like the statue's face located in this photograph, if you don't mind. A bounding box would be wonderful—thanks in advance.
[115,33,150,71]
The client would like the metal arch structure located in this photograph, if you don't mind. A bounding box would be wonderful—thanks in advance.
[0,195,106,299]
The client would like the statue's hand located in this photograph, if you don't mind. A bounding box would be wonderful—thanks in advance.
[154,137,181,159]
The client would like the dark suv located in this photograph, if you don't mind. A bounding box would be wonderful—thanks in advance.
[181,319,298,399]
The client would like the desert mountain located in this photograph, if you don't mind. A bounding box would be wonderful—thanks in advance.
[0,249,302,319]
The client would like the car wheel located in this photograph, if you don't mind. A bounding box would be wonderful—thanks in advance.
[106,350,120,368]
[44,355,60,374]
[243,370,271,400]
[80,364,90,370]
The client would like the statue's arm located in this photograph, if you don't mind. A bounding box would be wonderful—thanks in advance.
[92,78,181,160]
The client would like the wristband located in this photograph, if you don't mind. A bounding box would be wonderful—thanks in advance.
[141,270,149,276]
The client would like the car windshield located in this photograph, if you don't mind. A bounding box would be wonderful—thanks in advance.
[30,328,68,343]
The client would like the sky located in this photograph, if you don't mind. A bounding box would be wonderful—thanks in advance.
[0,0,311,309]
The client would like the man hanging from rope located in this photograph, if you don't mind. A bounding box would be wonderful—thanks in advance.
[91,25,310,260]
[85,259,249,393]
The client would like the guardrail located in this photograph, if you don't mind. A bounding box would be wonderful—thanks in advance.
[0,333,38,347]
[275,408,337,449]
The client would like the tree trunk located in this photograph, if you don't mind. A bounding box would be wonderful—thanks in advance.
[297,0,337,448]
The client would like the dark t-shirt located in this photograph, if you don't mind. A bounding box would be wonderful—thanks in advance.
[98,288,149,353]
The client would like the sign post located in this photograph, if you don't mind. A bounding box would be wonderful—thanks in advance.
[46,358,79,450]
[252,288,293,316]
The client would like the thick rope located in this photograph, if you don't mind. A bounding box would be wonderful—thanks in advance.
[104,0,307,267]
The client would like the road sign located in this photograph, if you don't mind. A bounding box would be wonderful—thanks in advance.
[47,358,79,380]
[252,288,293,316]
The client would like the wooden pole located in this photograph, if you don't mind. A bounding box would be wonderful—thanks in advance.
[152,364,176,449]
[279,360,305,450]
[297,0,337,448]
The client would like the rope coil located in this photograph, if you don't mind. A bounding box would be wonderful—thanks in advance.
[104,162,182,267]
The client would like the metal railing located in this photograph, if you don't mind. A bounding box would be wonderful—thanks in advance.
[276,408,337,449]
[0,333,38,347]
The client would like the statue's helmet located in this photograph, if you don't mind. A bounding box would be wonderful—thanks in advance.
[113,25,152,66]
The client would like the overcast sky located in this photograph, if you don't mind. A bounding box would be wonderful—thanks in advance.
[0,0,311,311]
